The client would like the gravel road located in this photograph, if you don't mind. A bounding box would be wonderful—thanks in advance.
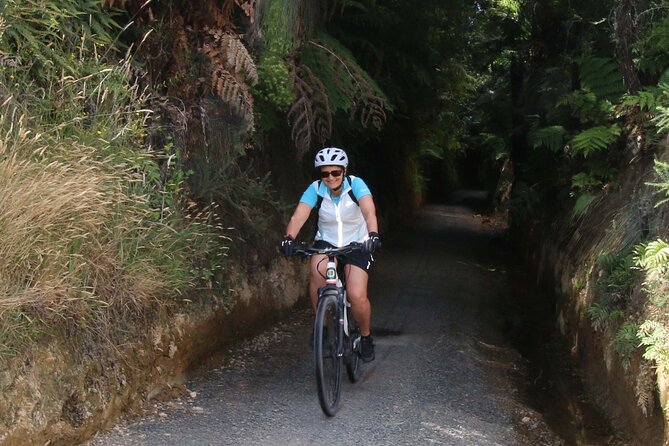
[86,194,563,446]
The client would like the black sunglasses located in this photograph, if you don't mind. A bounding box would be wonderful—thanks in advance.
[320,169,344,178]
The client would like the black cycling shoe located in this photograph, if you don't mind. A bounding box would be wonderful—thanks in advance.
[359,335,375,362]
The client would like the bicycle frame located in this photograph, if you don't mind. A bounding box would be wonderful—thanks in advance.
[319,254,348,359]
[292,242,364,415]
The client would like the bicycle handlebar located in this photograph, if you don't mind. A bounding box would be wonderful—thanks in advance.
[291,242,364,258]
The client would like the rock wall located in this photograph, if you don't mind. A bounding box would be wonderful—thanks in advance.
[0,257,308,446]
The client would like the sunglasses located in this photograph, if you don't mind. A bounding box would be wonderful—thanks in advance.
[320,169,344,178]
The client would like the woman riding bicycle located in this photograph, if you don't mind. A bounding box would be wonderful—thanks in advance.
[280,147,380,362]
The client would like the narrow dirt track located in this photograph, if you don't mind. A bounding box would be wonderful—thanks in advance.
[86,192,562,446]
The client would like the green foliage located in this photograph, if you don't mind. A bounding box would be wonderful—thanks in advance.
[480,132,508,159]
[571,172,602,191]
[571,193,597,218]
[529,125,567,152]
[576,55,626,102]
[635,239,669,275]
[509,182,540,219]
[255,0,295,112]
[0,1,221,359]
[615,322,641,368]
[0,309,43,359]
[300,32,391,119]
[634,12,669,75]
[557,89,613,125]
[650,84,669,133]
[647,159,669,207]
[569,125,621,158]
[597,251,637,296]
[255,52,294,111]
[621,90,659,112]
[587,301,624,332]
[0,0,119,84]
[639,320,669,374]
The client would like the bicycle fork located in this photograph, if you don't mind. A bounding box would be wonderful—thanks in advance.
[326,259,347,359]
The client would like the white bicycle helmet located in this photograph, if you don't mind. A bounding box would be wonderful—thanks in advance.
[314,147,348,168]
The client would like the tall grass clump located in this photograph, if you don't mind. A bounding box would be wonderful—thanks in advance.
[0,1,220,358]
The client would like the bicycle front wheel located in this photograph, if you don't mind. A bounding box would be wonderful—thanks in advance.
[314,291,342,416]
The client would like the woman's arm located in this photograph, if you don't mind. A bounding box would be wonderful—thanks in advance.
[358,195,378,234]
[285,202,313,238]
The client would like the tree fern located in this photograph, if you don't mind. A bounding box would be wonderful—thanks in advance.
[569,124,621,157]
[299,31,391,127]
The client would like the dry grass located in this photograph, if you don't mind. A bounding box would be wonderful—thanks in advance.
[0,69,218,359]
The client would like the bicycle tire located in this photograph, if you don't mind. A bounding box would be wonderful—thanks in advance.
[314,291,342,416]
[345,306,362,383]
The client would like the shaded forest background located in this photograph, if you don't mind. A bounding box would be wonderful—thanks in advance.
[6,0,669,443]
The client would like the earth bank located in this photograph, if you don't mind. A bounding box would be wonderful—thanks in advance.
[0,258,306,446]
[511,152,667,444]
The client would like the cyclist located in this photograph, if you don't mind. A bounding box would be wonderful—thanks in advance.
[280,147,381,362]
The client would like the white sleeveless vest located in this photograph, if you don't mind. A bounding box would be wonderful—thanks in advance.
[313,176,368,247]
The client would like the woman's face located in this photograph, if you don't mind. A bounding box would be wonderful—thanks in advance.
[319,165,345,190]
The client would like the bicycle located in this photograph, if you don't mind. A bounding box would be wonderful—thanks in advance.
[292,243,364,416]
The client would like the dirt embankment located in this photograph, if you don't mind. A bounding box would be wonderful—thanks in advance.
[512,156,666,445]
[0,258,307,446]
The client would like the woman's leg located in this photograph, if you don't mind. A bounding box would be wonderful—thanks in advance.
[345,265,371,336]
[309,254,328,311]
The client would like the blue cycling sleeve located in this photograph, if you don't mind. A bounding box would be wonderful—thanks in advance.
[351,177,372,200]
[299,182,319,207]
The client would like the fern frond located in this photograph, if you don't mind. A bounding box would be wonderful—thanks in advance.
[651,104,669,133]
[202,28,258,85]
[572,192,597,218]
[287,66,332,157]
[647,159,669,207]
[577,55,626,101]
[210,68,255,130]
[636,361,656,416]
[635,239,669,274]
[622,91,658,111]
[301,32,391,129]
[586,301,623,331]
[234,0,256,18]
[202,0,235,29]
[360,95,386,130]
[639,320,669,373]
[529,125,566,152]
[569,125,621,157]
[572,172,602,191]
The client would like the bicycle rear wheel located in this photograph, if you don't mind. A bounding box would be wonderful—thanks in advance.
[345,306,362,383]
[314,291,342,416]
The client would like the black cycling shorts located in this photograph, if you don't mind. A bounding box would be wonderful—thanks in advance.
[313,240,374,272]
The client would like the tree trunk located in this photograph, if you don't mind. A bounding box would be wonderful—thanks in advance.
[614,0,641,94]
